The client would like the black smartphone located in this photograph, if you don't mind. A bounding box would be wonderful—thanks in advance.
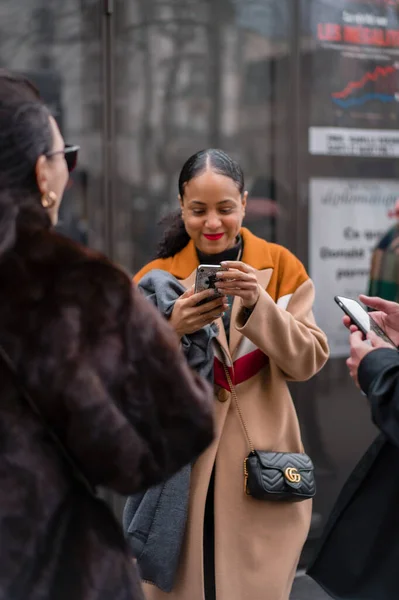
[334,295,396,348]
[194,264,223,306]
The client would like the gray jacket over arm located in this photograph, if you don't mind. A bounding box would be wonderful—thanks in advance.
[123,269,217,592]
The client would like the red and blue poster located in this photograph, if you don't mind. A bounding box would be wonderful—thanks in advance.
[308,0,399,156]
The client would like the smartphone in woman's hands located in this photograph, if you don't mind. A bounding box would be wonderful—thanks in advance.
[195,265,223,306]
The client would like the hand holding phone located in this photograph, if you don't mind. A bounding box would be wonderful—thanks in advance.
[168,269,228,337]
[359,295,399,348]
[335,296,396,348]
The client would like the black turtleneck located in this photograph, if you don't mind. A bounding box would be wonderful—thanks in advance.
[196,236,242,267]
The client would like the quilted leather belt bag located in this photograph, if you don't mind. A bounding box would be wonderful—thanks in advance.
[222,362,316,502]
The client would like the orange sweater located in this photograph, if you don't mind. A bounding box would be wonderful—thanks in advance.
[134,227,308,304]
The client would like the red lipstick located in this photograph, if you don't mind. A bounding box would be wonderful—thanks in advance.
[204,233,224,241]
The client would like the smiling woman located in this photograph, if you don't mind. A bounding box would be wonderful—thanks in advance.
[181,165,247,254]
[126,149,330,600]
[157,149,246,259]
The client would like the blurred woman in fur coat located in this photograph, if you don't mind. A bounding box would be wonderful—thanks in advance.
[0,69,214,600]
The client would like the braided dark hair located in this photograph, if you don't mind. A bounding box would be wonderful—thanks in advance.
[156,149,244,259]
[0,69,53,255]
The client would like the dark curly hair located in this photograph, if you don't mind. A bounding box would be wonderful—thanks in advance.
[156,149,245,259]
[0,69,53,255]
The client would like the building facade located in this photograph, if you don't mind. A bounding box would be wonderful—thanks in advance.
[2,0,399,565]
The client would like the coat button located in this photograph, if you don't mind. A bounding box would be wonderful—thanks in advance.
[218,388,229,403]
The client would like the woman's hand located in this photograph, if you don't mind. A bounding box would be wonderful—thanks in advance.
[358,295,399,346]
[215,261,260,309]
[169,287,228,338]
[342,295,399,347]
[346,330,393,387]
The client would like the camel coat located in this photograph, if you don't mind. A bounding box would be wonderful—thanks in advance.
[134,228,329,600]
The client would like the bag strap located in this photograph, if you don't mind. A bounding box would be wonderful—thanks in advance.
[0,343,97,497]
[221,361,254,455]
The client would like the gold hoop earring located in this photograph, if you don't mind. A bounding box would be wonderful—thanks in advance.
[41,191,57,209]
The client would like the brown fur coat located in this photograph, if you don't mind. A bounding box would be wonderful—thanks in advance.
[0,225,214,600]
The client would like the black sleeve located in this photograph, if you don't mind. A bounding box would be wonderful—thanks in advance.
[358,348,399,448]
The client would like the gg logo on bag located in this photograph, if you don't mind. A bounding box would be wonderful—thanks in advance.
[284,467,301,484]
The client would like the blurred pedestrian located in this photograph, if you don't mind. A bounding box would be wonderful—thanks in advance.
[308,295,399,600]
[368,199,399,302]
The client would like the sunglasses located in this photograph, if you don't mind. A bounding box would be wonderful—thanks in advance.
[46,144,80,173]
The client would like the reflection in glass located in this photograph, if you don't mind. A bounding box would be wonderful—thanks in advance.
[0,0,105,252]
[113,0,292,273]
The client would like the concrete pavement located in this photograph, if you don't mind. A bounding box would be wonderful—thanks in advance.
[290,575,331,600]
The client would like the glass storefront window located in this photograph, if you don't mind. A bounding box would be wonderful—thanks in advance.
[113,0,295,273]
[0,0,107,253]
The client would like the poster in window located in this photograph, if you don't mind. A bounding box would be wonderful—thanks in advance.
[308,0,399,157]
[309,177,397,357]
